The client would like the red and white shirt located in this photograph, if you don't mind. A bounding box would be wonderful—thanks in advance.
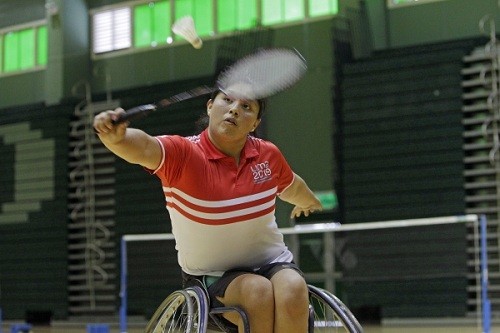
[150,129,295,276]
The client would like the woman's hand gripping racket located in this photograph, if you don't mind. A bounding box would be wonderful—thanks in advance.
[112,48,307,124]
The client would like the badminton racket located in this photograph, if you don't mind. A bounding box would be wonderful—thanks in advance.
[112,85,213,124]
[113,48,307,124]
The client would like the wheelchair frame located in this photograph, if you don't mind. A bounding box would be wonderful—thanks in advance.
[145,284,363,333]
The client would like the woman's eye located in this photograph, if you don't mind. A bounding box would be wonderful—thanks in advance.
[243,104,251,110]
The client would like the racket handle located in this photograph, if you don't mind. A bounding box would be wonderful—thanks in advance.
[113,104,157,124]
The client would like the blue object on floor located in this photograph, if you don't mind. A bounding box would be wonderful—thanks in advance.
[86,323,110,333]
[10,323,32,333]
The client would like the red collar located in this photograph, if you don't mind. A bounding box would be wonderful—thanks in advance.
[200,129,259,161]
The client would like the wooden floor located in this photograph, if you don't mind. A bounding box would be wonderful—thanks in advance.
[1,323,496,333]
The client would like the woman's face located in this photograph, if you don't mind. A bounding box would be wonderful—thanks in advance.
[206,91,261,140]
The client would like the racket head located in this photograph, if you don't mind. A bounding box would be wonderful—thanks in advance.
[216,48,307,100]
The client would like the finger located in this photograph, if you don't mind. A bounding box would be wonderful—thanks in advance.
[94,110,117,134]
[111,108,126,121]
[94,115,108,134]
[100,110,122,132]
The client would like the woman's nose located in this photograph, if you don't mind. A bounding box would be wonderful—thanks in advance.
[229,103,240,114]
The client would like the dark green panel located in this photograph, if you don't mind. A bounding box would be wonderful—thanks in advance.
[337,40,473,222]
[339,224,467,318]
[343,278,467,317]
[342,49,467,75]
[341,63,463,89]
[334,39,475,318]
[340,225,466,277]
[0,103,71,319]
[126,241,181,317]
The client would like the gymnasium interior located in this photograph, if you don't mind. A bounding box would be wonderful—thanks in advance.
[1,0,500,332]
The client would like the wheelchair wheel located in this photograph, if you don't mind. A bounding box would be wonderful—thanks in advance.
[145,286,209,333]
[308,284,363,333]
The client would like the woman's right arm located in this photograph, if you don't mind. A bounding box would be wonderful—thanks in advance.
[93,108,162,170]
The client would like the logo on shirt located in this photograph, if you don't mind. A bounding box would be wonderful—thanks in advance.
[251,161,272,184]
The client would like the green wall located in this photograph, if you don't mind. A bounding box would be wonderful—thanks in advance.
[0,71,46,108]
[267,21,337,222]
[0,0,45,29]
[386,0,500,48]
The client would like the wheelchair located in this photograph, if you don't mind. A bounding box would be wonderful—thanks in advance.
[144,283,363,333]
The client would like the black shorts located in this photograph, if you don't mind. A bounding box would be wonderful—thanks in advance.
[182,262,304,308]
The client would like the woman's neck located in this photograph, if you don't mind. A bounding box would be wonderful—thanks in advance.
[207,130,246,164]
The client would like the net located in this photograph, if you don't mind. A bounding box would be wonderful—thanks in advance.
[119,214,488,332]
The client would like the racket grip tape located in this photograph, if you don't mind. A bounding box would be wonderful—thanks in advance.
[112,104,157,124]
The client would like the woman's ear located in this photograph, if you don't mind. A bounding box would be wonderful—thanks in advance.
[251,119,261,132]
[206,99,213,115]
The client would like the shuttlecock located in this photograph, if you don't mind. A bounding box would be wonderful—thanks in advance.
[172,16,203,49]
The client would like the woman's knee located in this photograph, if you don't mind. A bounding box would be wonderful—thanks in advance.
[272,270,309,315]
[224,274,274,309]
[240,274,274,305]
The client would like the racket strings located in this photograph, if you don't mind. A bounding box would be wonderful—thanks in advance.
[217,49,307,100]
[116,48,306,123]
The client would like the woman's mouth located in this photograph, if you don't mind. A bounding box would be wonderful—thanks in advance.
[224,117,237,126]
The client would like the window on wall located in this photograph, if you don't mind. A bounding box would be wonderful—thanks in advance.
[261,0,305,26]
[174,0,213,39]
[387,0,447,8]
[134,1,171,48]
[92,6,131,53]
[91,0,339,56]
[217,0,258,33]
[309,0,339,17]
[37,25,48,66]
[1,23,48,74]
[0,35,2,74]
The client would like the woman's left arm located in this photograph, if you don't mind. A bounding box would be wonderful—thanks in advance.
[279,173,323,218]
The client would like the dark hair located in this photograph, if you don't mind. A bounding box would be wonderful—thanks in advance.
[195,89,266,133]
